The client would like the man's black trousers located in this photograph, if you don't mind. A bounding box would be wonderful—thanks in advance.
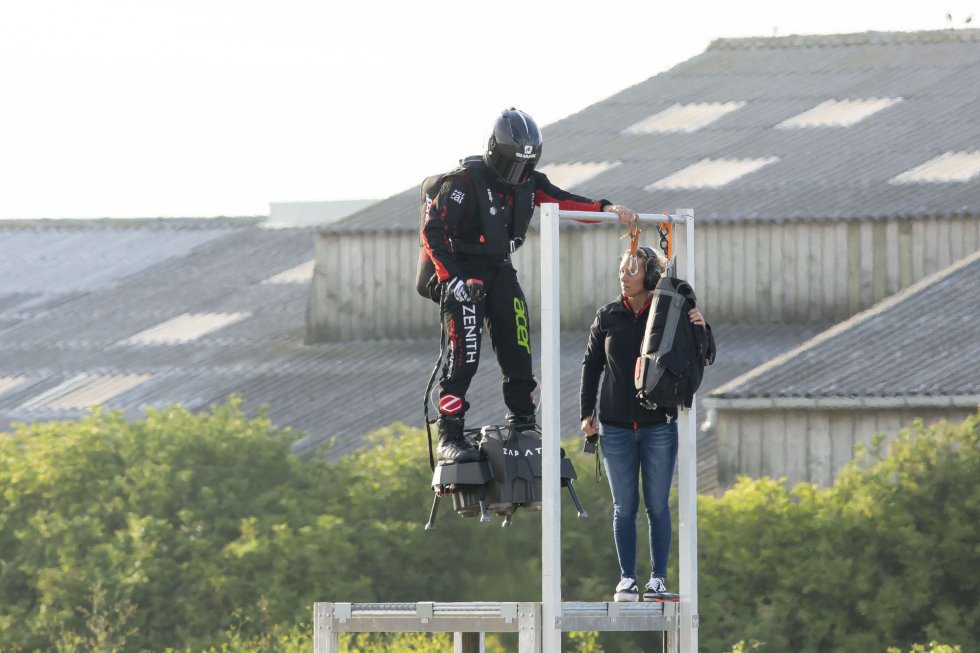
[437,264,537,420]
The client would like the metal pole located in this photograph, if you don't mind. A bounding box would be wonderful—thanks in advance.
[676,210,699,653]
[540,203,562,653]
[518,602,543,652]
[313,603,336,653]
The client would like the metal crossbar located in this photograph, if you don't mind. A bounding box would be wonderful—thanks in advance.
[557,210,687,223]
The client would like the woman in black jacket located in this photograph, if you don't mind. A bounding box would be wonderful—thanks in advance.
[579,246,706,602]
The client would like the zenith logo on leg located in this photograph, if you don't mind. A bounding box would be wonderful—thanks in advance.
[462,304,479,363]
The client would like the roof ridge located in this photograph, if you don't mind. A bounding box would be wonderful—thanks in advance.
[708,28,980,50]
[0,217,262,231]
[708,247,980,398]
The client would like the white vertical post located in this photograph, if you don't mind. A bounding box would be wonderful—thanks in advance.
[677,209,699,653]
[540,203,562,653]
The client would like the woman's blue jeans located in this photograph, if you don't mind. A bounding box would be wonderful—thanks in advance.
[599,421,678,579]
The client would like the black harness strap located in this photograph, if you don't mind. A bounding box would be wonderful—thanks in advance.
[423,290,450,472]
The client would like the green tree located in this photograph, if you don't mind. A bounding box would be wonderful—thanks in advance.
[1,400,975,652]
[0,399,365,651]
[698,412,979,653]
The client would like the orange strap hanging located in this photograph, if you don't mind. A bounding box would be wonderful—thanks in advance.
[620,214,642,274]
[657,214,673,259]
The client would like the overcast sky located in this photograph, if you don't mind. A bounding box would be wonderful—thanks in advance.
[0,0,976,219]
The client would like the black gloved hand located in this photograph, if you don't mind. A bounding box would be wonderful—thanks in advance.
[465,278,485,303]
[444,277,471,303]
[445,277,485,303]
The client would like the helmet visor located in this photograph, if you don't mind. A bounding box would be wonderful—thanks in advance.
[494,157,536,185]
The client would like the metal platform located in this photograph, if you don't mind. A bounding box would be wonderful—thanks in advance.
[313,600,679,652]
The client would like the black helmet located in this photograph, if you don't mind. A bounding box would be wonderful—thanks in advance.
[483,108,543,185]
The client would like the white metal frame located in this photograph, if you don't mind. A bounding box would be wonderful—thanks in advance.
[312,206,697,653]
[539,205,698,653]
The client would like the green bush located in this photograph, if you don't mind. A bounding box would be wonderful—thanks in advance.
[0,400,975,652]
[0,399,365,651]
[0,398,610,652]
[700,411,979,653]
[887,644,962,653]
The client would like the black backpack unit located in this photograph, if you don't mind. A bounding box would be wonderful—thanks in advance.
[414,169,459,303]
[425,424,587,529]
[634,275,716,409]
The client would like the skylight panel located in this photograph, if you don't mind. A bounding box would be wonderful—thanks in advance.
[891,151,980,184]
[646,157,779,190]
[263,261,315,284]
[623,102,746,134]
[0,376,28,396]
[123,312,250,345]
[536,161,621,189]
[21,374,152,411]
[776,98,902,129]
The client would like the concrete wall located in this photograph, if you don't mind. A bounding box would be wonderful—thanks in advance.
[307,215,980,342]
[713,406,977,488]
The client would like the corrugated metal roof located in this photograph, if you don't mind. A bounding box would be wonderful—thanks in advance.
[0,220,823,493]
[709,249,980,401]
[327,29,980,232]
[536,162,622,190]
[0,223,233,293]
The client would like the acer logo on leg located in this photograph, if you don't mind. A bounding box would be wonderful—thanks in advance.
[514,298,530,353]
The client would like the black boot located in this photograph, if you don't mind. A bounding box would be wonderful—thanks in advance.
[506,412,538,433]
[436,416,480,463]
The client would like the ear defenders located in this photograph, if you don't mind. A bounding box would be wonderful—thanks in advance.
[636,246,661,290]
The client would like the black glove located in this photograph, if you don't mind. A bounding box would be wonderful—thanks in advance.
[445,277,485,303]
[444,277,471,303]
[465,278,485,303]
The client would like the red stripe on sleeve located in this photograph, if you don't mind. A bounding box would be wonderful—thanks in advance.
[534,189,604,223]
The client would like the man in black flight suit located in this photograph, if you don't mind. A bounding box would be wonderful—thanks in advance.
[422,107,635,463]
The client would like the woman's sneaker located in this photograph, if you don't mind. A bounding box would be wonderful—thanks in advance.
[614,577,639,602]
[643,576,679,601]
